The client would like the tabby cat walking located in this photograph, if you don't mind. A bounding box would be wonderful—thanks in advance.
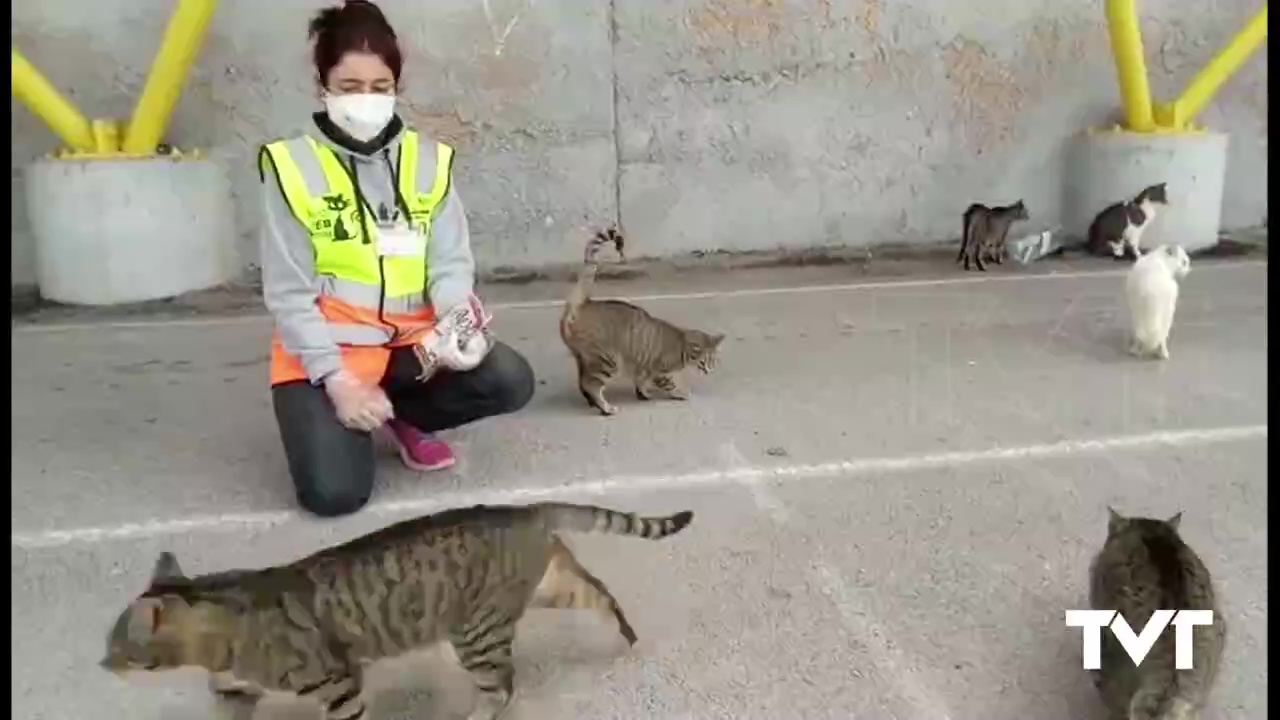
[957,201,1030,272]
[1087,508,1226,720]
[101,502,695,720]
[560,227,725,415]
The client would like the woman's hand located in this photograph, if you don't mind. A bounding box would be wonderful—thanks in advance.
[446,295,493,369]
[414,297,493,379]
[323,370,394,432]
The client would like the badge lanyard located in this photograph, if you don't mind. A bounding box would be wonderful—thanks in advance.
[326,147,414,231]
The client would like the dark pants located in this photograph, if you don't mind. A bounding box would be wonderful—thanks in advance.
[272,341,535,518]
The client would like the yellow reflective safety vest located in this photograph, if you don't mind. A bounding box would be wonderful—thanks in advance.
[258,130,455,386]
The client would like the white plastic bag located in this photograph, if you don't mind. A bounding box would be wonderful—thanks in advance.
[1008,226,1063,265]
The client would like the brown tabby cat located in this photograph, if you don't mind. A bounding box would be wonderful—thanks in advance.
[100,502,695,720]
[1087,508,1226,720]
[560,227,725,415]
[957,200,1030,271]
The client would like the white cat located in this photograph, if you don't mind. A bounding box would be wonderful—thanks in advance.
[1125,244,1191,360]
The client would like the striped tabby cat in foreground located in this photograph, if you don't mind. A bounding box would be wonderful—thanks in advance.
[100,502,695,720]
[1088,508,1226,720]
[560,227,725,415]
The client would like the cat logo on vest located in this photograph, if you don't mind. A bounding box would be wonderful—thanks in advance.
[314,194,357,242]
[1065,609,1215,669]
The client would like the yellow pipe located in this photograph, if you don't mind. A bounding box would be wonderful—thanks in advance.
[11,48,96,152]
[122,0,218,154]
[1169,5,1268,129]
[1105,0,1156,132]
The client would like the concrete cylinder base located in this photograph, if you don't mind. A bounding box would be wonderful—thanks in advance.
[26,155,236,306]
[1064,130,1229,254]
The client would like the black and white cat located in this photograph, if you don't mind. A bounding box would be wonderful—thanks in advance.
[1086,182,1169,260]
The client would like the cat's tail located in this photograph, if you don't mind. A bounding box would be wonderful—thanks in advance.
[1128,679,1196,720]
[958,204,979,263]
[536,502,693,540]
[1128,697,1196,720]
[562,227,626,328]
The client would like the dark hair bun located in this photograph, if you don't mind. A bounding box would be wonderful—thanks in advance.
[308,1,395,42]
[342,0,392,24]
[307,0,404,84]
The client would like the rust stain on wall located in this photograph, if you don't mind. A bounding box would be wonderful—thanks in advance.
[861,43,928,89]
[399,102,480,150]
[942,37,1027,155]
[1021,20,1108,77]
[815,0,832,24]
[473,53,541,96]
[942,20,1105,156]
[688,0,784,51]
[857,0,881,35]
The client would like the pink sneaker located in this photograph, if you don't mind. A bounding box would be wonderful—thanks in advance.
[385,419,456,472]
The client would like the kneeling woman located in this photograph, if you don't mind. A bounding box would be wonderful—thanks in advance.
[259,1,535,517]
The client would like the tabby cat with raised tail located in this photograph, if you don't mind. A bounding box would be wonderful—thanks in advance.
[1086,182,1169,260]
[957,200,1030,271]
[560,226,725,415]
[1087,508,1226,720]
[100,502,695,720]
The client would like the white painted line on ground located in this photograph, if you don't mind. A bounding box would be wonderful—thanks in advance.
[812,561,956,720]
[499,260,1265,309]
[11,260,1266,333]
[11,424,1266,550]
[722,441,793,524]
[723,442,956,719]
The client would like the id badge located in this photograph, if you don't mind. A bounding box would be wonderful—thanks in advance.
[376,224,426,258]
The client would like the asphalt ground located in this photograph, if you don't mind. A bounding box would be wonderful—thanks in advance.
[11,258,1267,719]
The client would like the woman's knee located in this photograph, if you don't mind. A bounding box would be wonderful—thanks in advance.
[285,444,375,517]
[480,342,536,412]
[272,381,377,518]
[295,471,372,517]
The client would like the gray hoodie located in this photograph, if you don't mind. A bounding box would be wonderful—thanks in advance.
[259,115,476,386]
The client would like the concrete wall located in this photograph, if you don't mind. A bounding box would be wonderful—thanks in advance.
[11,0,1269,291]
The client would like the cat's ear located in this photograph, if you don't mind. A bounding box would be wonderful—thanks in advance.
[1165,512,1183,530]
[1106,506,1126,534]
[151,551,185,583]
[127,597,165,643]
[709,333,725,347]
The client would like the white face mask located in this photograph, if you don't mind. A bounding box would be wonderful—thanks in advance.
[323,93,396,142]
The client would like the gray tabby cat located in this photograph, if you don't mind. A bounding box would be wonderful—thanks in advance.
[560,227,724,415]
[1088,508,1226,720]
[958,200,1030,272]
[1087,182,1169,260]
[100,502,695,720]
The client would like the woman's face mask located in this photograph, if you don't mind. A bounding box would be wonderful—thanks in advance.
[323,92,396,143]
